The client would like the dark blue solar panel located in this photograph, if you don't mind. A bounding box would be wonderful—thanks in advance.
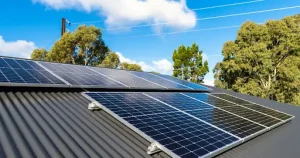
[39,62,126,87]
[146,92,266,138]
[155,74,210,91]
[85,92,240,158]
[0,58,66,85]
[90,67,164,89]
[129,71,191,89]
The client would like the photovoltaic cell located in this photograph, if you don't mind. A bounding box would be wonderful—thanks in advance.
[210,94,294,121]
[146,92,266,138]
[84,92,240,158]
[130,71,191,89]
[39,62,125,87]
[0,57,66,85]
[155,74,210,91]
[90,67,164,89]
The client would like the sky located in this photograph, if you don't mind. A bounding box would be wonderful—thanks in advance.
[0,0,299,86]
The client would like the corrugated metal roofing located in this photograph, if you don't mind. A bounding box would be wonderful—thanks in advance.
[0,89,170,158]
[0,86,299,158]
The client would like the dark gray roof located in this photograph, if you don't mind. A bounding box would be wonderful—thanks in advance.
[0,86,299,158]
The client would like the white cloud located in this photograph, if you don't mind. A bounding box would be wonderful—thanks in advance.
[0,36,36,58]
[203,79,215,86]
[33,0,197,30]
[116,52,173,75]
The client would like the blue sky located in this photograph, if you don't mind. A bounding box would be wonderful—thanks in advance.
[0,0,299,86]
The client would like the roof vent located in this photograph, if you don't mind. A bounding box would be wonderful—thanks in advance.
[147,142,161,154]
[88,101,101,111]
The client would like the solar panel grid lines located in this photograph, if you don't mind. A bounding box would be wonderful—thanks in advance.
[126,71,167,89]
[221,106,282,128]
[39,62,126,88]
[181,93,236,108]
[86,67,129,87]
[35,61,71,85]
[0,57,66,85]
[86,92,178,117]
[149,73,193,90]
[146,93,213,111]
[143,93,241,140]
[129,71,192,90]
[208,93,292,122]
[83,92,241,158]
[90,67,164,89]
[147,93,268,139]
[181,93,269,128]
[210,93,295,121]
[154,74,211,91]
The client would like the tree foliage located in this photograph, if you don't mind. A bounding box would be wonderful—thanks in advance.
[172,43,209,83]
[31,25,109,66]
[214,14,300,105]
[120,62,143,71]
[31,48,48,61]
[100,52,120,69]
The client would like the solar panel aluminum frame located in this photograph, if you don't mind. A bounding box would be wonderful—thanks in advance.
[208,93,295,123]
[82,92,243,158]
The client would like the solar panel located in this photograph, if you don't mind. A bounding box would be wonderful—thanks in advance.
[0,57,66,85]
[210,94,294,121]
[84,92,240,158]
[146,93,266,138]
[154,74,210,91]
[90,67,164,89]
[129,71,192,90]
[39,62,126,87]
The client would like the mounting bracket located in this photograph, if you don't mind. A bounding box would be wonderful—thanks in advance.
[88,101,101,111]
[147,142,161,154]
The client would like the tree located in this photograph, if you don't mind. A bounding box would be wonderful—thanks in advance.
[31,48,48,60]
[120,62,143,71]
[35,25,109,65]
[100,52,120,69]
[172,43,209,83]
[214,14,300,105]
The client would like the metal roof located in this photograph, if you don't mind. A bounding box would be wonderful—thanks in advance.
[0,86,299,158]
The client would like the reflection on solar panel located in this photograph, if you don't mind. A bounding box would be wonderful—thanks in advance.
[146,93,266,138]
[155,74,210,91]
[0,57,66,85]
[185,93,285,128]
[129,71,192,90]
[39,62,125,87]
[184,93,235,107]
[210,94,294,121]
[84,92,240,158]
[90,67,164,89]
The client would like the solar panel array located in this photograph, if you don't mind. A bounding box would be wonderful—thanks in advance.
[83,92,294,158]
[0,57,66,85]
[0,57,209,91]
